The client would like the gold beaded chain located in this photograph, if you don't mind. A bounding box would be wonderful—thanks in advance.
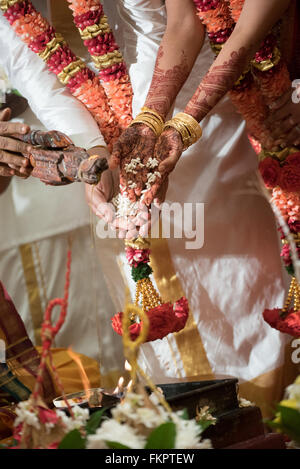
[135,278,162,313]
[281,276,300,315]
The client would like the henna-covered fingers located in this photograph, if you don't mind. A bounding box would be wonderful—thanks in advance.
[142,128,182,206]
[111,123,157,202]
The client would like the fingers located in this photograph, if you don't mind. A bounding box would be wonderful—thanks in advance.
[0,108,11,122]
[0,164,29,178]
[0,120,29,136]
[0,164,14,177]
[155,177,169,204]
[0,149,29,168]
[0,135,31,154]
[110,140,122,169]
[158,151,181,176]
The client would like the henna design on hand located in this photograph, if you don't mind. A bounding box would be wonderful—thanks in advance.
[145,46,190,119]
[185,47,248,121]
[143,127,183,206]
[111,123,158,201]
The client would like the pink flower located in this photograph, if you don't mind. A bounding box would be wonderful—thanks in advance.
[38,407,60,425]
[288,220,300,234]
[125,247,150,267]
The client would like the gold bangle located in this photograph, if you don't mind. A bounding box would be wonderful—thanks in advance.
[130,117,158,135]
[163,112,202,149]
[129,110,164,136]
[140,106,164,126]
[176,112,202,141]
[164,119,190,148]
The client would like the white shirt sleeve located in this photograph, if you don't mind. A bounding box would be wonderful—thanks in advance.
[0,13,106,150]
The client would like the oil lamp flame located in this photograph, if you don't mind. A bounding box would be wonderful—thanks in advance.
[127,379,133,392]
[67,347,91,398]
[125,360,132,371]
[113,376,125,395]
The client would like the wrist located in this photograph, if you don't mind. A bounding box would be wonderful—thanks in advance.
[129,107,165,137]
[163,112,202,149]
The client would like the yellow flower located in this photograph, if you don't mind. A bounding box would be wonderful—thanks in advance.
[279,399,299,410]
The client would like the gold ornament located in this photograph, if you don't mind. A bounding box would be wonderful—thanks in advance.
[163,112,202,149]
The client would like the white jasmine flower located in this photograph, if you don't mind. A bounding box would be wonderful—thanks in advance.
[56,406,89,432]
[147,173,157,184]
[239,397,254,408]
[14,401,40,431]
[124,158,144,174]
[172,414,210,449]
[146,158,159,169]
[86,419,146,449]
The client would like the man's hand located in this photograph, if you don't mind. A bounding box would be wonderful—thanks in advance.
[0,108,32,178]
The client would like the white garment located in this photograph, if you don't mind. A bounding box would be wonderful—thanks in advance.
[0,8,125,373]
[0,12,106,251]
[98,0,292,389]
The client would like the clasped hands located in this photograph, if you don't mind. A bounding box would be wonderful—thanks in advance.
[86,122,184,239]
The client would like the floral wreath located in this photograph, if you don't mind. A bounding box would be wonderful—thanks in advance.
[193,0,300,336]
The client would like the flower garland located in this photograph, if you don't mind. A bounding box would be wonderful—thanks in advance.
[193,0,300,336]
[0,0,133,146]
[111,237,189,342]
[66,0,132,129]
[7,391,213,449]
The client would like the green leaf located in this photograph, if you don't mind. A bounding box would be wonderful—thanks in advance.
[179,409,189,420]
[131,264,153,282]
[197,419,215,433]
[85,408,107,435]
[106,441,131,449]
[278,405,300,437]
[286,265,295,276]
[11,89,22,97]
[145,422,176,449]
[58,429,86,449]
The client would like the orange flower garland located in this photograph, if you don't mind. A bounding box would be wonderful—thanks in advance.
[0,0,134,147]
[193,0,300,336]
[67,0,133,129]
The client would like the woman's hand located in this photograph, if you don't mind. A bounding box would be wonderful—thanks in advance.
[0,108,32,178]
[266,87,300,147]
[141,127,183,206]
[110,123,157,202]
